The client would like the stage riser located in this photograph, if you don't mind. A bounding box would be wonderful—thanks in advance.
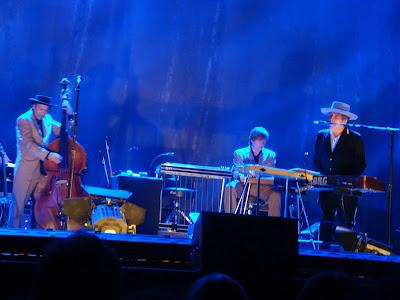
[0,230,192,270]
[1,226,400,299]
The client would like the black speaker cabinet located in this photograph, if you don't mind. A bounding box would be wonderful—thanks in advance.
[113,175,162,235]
[192,212,298,299]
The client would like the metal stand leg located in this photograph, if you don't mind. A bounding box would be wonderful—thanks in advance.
[235,176,250,215]
[177,207,193,224]
[297,193,300,233]
[243,184,252,215]
[174,200,178,225]
[340,194,346,224]
[218,178,226,213]
[284,178,289,218]
[296,182,315,250]
[159,176,165,224]
[6,195,15,228]
[256,175,261,216]
[165,198,193,230]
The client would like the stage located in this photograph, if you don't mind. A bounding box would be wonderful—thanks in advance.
[1,1,400,299]
[1,228,400,299]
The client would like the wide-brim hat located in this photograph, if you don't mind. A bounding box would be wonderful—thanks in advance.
[28,95,57,107]
[321,101,358,121]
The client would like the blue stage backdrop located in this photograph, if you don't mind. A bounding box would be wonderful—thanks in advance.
[0,0,399,241]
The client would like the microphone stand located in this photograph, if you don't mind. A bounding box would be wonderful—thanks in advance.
[149,153,174,176]
[99,150,110,188]
[314,120,400,246]
[105,137,113,180]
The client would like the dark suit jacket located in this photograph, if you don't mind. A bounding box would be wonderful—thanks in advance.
[313,128,366,176]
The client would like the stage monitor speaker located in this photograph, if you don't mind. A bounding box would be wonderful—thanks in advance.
[113,175,162,235]
[192,212,298,298]
[335,227,393,255]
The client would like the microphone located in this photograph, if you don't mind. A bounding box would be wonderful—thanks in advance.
[313,120,330,125]
[156,152,175,157]
[313,120,348,126]
[76,75,82,86]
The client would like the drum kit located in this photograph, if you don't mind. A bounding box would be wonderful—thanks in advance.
[63,185,145,234]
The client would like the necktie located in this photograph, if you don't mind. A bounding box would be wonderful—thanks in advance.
[36,119,44,137]
[36,119,47,175]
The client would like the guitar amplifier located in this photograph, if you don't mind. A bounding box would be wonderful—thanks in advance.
[112,175,162,235]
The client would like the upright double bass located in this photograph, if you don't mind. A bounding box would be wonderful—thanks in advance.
[34,78,88,230]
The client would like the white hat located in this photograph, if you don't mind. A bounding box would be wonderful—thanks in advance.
[321,101,358,121]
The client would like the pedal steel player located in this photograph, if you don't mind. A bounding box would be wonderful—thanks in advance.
[224,127,281,216]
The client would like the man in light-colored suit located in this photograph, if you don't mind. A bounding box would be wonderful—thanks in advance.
[224,127,281,216]
[10,95,73,228]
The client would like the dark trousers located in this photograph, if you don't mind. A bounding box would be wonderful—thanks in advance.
[319,191,358,244]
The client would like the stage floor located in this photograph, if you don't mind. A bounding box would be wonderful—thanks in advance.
[1,228,399,268]
[1,228,400,300]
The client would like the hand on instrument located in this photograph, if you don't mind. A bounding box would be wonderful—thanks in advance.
[48,152,63,164]
[62,100,73,116]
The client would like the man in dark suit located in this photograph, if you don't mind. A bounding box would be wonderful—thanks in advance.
[313,101,366,245]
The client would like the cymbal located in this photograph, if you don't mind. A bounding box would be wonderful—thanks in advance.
[163,187,196,193]
[63,197,91,224]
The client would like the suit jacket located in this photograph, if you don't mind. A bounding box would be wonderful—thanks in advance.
[313,128,366,176]
[233,146,276,179]
[15,109,60,165]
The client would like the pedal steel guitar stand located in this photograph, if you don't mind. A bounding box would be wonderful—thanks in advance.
[242,165,317,249]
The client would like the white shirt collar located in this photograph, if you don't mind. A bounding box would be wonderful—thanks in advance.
[330,130,342,152]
